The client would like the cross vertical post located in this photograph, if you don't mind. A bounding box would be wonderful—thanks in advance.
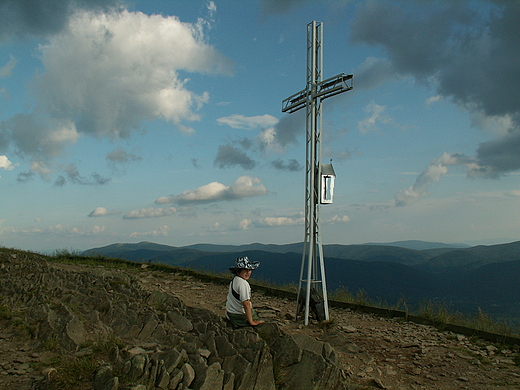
[282,21,353,325]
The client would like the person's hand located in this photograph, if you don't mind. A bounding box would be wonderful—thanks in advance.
[249,320,263,326]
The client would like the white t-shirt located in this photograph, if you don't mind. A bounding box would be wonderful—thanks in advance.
[226,276,251,314]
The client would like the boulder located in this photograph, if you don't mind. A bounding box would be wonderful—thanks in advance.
[167,310,194,332]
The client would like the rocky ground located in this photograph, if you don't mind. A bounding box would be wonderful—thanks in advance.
[1,255,520,389]
[138,268,520,390]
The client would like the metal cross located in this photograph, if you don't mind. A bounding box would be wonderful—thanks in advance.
[282,21,353,325]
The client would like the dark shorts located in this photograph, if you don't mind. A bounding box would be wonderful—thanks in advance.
[226,308,259,328]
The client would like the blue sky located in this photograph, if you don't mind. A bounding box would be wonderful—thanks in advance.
[1,0,519,252]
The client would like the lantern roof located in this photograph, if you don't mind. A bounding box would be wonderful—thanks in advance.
[321,163,335,176]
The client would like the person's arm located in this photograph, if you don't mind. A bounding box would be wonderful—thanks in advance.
[242,299,262,326]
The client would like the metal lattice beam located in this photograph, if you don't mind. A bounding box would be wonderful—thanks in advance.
[282,21,353,325]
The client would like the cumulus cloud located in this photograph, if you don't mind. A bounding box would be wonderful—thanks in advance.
[32,10,230,139]
[88,207,120,217]
[0,155,15,171]
[89,207,109,217]
[352,1,520,178]
[123,207,177,219]
[157,175,268,206]
[0,6,231,176]
[238,218,252,230]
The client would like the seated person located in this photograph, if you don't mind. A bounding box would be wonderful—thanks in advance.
[226,256,263,327]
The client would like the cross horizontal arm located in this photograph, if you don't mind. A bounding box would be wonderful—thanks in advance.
[316,73,353,101]
[281,73,353,114]
[282,88,308,113]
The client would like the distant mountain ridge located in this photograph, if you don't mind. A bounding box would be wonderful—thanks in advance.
[186,239,470,252]
[83,240,520,324]
[364,240,470,251]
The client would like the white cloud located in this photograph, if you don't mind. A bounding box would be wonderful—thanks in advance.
[88,207,120,217]
[123,207,177,219]
[13,8,231,159]
[91,225,106,235]
[238,218,252,230]
[170,181,228,204]
[230,176,268,198]
[358,101,391,134]
[130,225,169,237]
[256,216,304,227]
[469,111,514,137]
[217,114,278,130]
[327,214,350,223]
[395,163,448,206]
[89,207,108,217]
[48,120,80,144]
[425,95,441,106]
[162,176,268,205]
[155,197,172,205]
[31,160,52,179]
[18,223,107,237]
[395,152,479,206]
[207,1,217,17]
[258,127,283,153]
[0,155,15,171]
